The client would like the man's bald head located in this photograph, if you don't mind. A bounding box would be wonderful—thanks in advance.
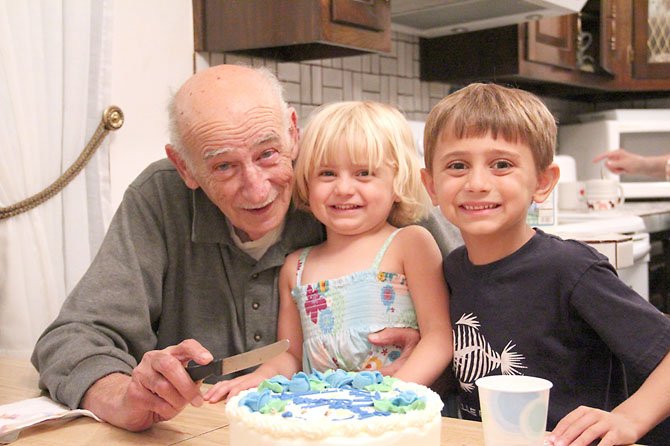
[167,65,289,163]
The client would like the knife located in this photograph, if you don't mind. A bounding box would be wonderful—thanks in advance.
[186,339,290,381]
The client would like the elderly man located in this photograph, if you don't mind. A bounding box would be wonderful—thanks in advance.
[31,65,461,431]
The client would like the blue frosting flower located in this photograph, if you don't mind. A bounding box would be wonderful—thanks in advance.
[269,374,291,386]
[311,369,328,381]
[288,371,312,393]
[325,369,354,388]
[391,390,420,406]
[239,389,273,411]
[352,370,383,389]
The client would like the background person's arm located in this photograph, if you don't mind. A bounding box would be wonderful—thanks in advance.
[593,149,670,179]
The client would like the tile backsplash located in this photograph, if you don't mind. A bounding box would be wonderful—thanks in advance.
[196,31,670,127]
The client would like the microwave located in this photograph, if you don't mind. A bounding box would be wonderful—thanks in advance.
[558,109,670,199]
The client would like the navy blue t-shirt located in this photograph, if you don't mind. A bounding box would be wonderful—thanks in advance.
[445,229,670,445]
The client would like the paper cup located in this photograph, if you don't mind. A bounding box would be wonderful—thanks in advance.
[476,375,552,446]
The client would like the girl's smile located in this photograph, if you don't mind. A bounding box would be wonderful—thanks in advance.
[308,153,398,238]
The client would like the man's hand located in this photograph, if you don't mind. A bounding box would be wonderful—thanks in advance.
[368,327,420,376]
[80,339,213,431]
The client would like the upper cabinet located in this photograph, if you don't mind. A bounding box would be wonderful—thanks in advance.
[193,0,391,61]
[628,0,670,80]
[420,0,670,98]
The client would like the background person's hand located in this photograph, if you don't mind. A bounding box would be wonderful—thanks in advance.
[80,339,212,431]
[368,327,420,376]
[594,148,670,180]
[593,149,647,176]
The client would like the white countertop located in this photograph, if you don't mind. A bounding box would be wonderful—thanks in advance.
[603,202,670,234]
[558,201,670,234]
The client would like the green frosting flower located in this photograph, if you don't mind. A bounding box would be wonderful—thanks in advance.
[364,375,396,392]
[373,389,426,413]
[259,398,288,414]
[309,378,329,391]
[373,398,426,413]
[258,380,284,393]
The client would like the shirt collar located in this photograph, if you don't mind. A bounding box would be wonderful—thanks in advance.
[191,188,233,244]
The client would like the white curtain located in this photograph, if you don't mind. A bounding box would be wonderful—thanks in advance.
[0,0,114,357]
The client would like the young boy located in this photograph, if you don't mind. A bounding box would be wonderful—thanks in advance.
[420,83,670,446]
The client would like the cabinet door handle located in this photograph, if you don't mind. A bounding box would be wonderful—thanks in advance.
[609,2,617,51]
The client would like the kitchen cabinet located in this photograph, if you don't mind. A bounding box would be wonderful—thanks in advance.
[420,0,670,99]
[193,0,391,61]
[627,0,670,80]
[526,13,579,70]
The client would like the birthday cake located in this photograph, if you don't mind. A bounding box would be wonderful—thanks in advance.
[225,369,443,446]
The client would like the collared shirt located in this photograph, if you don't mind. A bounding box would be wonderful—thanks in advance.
[31,159,325,409]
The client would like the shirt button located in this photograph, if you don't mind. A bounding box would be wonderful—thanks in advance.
[252,302,260,310]
[254,333,262,342]
[251,273,259,279]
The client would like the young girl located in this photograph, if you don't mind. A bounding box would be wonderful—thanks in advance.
[204,101,452,402]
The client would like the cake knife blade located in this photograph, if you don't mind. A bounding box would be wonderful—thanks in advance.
[186,339,289,381]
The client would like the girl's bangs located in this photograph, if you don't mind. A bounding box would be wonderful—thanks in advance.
[313,119,388,171]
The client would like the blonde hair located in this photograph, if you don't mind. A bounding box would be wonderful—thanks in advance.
[293,101,430,227]
[423,83,557,173]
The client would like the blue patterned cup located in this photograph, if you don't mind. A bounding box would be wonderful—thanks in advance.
[476,375,553,446]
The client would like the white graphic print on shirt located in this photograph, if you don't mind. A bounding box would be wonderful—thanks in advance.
[453,313,527,392]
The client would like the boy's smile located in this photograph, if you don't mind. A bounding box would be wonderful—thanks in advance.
[422,131,556,263]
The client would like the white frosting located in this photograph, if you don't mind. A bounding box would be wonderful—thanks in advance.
[225,378,443,446]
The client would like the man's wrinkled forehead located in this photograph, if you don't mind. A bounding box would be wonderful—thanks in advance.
[175,67,281,124]
[203,132,281,159]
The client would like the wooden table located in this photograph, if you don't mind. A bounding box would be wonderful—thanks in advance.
[0,357,485,445]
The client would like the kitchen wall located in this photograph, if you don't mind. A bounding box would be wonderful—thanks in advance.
[197,32,670,129]
[197,33,451,127]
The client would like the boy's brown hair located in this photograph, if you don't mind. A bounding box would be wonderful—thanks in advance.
[423,83,557,173]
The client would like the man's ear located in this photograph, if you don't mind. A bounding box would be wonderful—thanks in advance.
[288,108,300,160]
[165,144,199,190]
[532,163,560,204]
[420,168,440,207]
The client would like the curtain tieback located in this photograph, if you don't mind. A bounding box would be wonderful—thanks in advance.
[0,106,124,220]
